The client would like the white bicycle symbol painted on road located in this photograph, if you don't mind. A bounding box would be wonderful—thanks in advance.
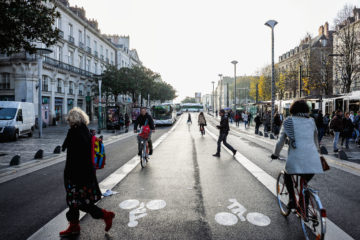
[215,199,271,227]
[119,199,166,227]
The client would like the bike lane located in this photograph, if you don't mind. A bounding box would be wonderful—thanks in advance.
[77,114,304,239]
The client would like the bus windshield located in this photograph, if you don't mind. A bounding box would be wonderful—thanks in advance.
[0,108,17,120]
[152,105,172,120]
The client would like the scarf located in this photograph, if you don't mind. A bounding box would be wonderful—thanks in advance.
[283,113,309,149]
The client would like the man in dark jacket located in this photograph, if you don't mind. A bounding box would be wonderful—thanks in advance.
[213,109,237,157]
[330,110,344,152]
[316,110,325,143]
[134,107,155,155]
[254,113,262,134]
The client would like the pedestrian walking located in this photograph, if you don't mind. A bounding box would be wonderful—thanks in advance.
[330,110,344,152]
[273,112,282,135]
[341,112,354,149]
[316,110,325,144]
[125,113,130,132]
[213,109,237,157]
[264,111,271,132]
[254,113,262,134]
[60,107,115,237]
[215,110,218,117]
[354,111,360,144]
[235,111,240,127]
[248,112,253,127]
[242,111,249,129]
[198,112,207,134]
[323,113,330,136]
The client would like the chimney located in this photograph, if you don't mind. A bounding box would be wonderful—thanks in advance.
[318,25,324,36]
[324,22,329,37]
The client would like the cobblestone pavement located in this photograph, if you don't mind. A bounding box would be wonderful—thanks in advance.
[0,123,131,169]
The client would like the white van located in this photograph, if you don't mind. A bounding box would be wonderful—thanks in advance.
[0,101,35,141]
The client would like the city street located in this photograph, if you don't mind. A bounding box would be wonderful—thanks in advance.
[1,114,359,240]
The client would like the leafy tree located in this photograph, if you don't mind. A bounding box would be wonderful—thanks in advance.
[333,4,360,93]
[181,97,196,103]
[276,72,286,100]
[249,76,260,101]
[0,0,60,54]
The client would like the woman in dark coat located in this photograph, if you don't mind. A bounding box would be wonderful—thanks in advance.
[341,112,354,149]
[60,107,115,237]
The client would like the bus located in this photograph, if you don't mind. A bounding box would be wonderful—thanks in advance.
[151,103,177,125]
[175,103,182,115]
[181,103,203,112]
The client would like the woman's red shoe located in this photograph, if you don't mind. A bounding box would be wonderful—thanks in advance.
[102,209,115,232]
[59,221,80,237]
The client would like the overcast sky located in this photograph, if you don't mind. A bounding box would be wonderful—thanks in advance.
[69,0,358,101]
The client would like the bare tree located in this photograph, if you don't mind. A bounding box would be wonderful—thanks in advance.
[333,4,360,93]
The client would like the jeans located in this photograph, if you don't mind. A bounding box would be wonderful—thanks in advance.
[341,136,350,148]
[66,205,103,222]
[333,131,340,151]
[318,127,325,143]
[217,132,236,154]
[355,128,359,142]
[284,174,314,204]
[244,121,248,128]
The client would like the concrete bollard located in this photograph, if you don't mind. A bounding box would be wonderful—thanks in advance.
[264,132,269,138]
[259,131,263,136]
[10,155,21,166]
[34,149,44,159]
[338,150,348,160]
[53,146,61,154]
[270,134,275,139]
[320,146,328,155]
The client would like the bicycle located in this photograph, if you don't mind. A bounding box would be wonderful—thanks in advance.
[138,134,149,168]
[276,170,326,240]
[200,124,205,136]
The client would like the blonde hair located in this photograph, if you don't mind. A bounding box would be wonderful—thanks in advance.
[66,107,90,127]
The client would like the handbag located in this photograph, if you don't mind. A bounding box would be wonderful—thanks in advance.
[320,156,330,171]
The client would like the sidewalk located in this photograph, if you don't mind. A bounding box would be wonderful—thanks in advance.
[0,123,131,170]
[207,113,360,168]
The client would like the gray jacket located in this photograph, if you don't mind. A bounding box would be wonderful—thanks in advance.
[274,116,323,174]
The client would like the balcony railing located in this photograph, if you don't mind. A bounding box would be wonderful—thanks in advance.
[0,83,11,90]
[43,56,93,78]
[86,47,91,54]
[42,85,49,92]
[69,89,74,95]
[94,51,98,57]
[68,35,74,44]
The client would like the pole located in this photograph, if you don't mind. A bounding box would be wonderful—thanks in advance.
[38,56,42,138]
[234,64,237,110]
[270,27,275,133]
[256,83,259,103]
[227,83,229,107]
[98,79,102,134]
[299,65,302,98]
[212,81,215,114]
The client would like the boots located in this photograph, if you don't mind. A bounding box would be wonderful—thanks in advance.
[59,221,80,237]
[102,209,115,232]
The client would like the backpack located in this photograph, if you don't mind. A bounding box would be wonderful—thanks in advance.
[91,136,106,169]
[139,119,151,139]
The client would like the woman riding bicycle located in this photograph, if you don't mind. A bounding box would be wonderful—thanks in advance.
[198,112,207,133]
[271,100,323,209]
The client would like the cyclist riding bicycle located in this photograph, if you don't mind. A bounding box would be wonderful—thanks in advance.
[134,107,155,156]
[198,112,206,133]
[271,100,323,210]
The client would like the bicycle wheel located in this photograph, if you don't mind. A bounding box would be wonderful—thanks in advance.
[276,171,291,216]
[300,191,326,240]
[140,142,147,168]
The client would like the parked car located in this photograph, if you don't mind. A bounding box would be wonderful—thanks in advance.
[0,101,35,141]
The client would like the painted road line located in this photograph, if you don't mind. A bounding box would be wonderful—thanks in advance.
[206,127,354,240]
[0,131,135,185]
[27,116,182,240]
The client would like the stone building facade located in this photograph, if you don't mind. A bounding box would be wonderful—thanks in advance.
[277,23,334,100]
[0,1,118,125]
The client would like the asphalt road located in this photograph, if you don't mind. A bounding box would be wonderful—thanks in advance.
[1,113,359,240]
[75,114,359,240]
[0,126,171,240]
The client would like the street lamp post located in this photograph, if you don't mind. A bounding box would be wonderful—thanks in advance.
[36,48,52,138]
[231,60,238,110]
[265,20,278,133]
[218,74,223,108]
[211,81,215,114]
[94,74,103,134]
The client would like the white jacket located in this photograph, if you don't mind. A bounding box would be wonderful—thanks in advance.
[274,116,323,174]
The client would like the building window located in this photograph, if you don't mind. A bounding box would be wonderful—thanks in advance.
[79,55,83,69]
[79,84,84,96]
[57,46,63,61]
[68,50,74,65]
[100,65,103,73]
[100,45,103,55]
[94,41,97,51]
[56,17,62,30]
[0,73,10,89]
[78,30,83,44]
[69,82,74,95]
[106,49,108,58]
[87,35,90,46]
[57,79,62,93]
[111,52,113,61]
[86,59,90,72]
[42,76,49,92]
[68,24,73,36]
[94,62,98,74]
